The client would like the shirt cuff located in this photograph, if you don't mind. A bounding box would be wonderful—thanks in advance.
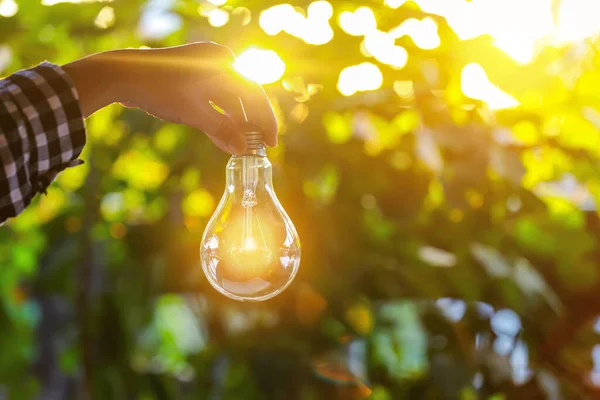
[2,61,86,196]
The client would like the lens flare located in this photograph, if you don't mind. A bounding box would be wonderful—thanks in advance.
[234,48,285,84]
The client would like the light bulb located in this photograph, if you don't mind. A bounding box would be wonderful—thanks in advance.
[200,128,301,301]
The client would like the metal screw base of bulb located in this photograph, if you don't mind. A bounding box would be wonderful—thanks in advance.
[243,130,266,157]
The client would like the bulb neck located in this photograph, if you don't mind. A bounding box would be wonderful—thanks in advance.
[242,129,266,157]
[226,154,273,188]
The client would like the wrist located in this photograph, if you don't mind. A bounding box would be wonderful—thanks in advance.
[93,49,162,109]
[64,48,158,117]
[63,52,120,117]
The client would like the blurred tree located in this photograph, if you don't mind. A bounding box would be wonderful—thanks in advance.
[2,0,600,399]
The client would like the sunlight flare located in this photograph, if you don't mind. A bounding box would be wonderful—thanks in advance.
[234,48,286,84]
[410,0,600,64]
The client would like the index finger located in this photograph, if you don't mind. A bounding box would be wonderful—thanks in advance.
[222,74,279,147]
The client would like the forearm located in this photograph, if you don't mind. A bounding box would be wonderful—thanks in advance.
[62,50,137,118]
[61,47,192,118]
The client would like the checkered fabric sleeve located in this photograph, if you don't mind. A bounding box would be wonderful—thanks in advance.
[0,62,86,224]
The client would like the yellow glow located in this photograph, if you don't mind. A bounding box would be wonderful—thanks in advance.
[259,2,333,45]
[243,237,257,251]
[37,187,66,223]
[218,210,276,282]
[553,0,600,44]
[94,6,115,29]
[208,0,226,5]
[208,8,229,27]
[412,0,553,63]
[390,17,441,50]
[461,63,520,110]
[182,189,215,218]
[0,0,17,17]
[408,0,600,64]
[338,7,376,36]
[345,302,374,336]
[337,62,383,96]
[385,0,406,9]
[234,48,286,84]
[112,149,169,190]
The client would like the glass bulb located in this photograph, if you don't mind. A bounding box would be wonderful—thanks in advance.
[200,149,301,301]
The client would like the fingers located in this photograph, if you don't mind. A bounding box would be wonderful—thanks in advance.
[138,42,278,150]
[194,103,247,154]
[208,95,247,129]
[207,75,278,147]
[239,82,278,147]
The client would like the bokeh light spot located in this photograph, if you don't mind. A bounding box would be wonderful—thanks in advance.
[390,17,440,50]
[393,80,414,98]
[182,189,215,218]
[94,6,115,29]
[259,2,333,45]
[65,216,82,233]
[208,8,229,27]
[338,7,376,36]
[308,1,333,20]
[363,30,408,68]
[259,4,294,36]
[461,63,519,110]
[337,62,383,96]
[0,0,17,17]
[232,6,251,26]
[110,222,127,239]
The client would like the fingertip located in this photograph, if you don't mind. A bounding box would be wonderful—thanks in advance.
[265,133,278,148]
[229,133,247,155]
[265,122,279,147]
[253,119,278,147]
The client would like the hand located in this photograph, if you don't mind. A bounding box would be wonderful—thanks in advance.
[63,42,278,154]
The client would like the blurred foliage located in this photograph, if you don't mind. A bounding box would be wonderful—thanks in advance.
[3,0,600,399]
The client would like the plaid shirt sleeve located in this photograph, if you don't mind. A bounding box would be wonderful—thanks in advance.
[0,61,86,224]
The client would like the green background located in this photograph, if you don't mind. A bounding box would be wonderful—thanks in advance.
[2,0,600,398]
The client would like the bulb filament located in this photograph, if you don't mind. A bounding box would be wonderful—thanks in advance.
[240,156,268,264]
